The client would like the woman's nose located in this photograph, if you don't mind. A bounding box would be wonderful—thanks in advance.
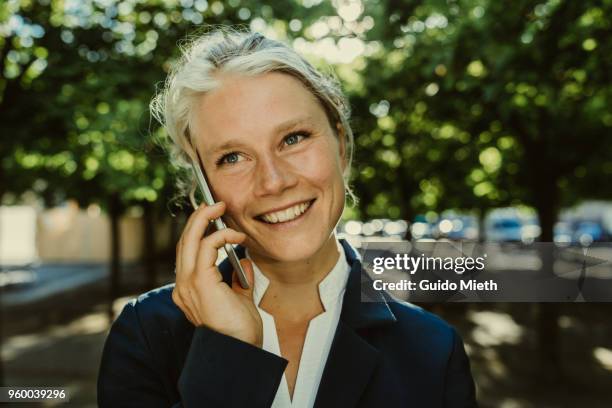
[254,155,298,196]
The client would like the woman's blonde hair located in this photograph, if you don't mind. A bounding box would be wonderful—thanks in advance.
[150,27,356,208]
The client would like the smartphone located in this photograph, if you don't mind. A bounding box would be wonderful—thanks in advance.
[191,159,250,289]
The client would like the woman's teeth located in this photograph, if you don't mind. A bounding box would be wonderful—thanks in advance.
[260,201,311,224]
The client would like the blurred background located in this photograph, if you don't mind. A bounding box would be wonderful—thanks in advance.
[1,0,611,406]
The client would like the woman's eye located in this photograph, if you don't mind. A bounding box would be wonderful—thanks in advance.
[283,131,310,146]
[217,152,241,166]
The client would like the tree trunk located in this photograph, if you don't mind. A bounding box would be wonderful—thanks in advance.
[108,193,122,321]
[0,183,5,386]
[0,211,4,387]
[142,201,156,290]
[0,284,4,387]
[398,181,418,241]
[533,175,562,383]
[477,206,487,243]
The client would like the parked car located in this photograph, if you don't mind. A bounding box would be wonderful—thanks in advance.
[572,220,606,246]
[486,218,523,242]
[411,221,435,240]
[554,222,573,246]
[436,216,479,241]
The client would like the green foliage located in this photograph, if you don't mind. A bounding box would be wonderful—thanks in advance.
[1,0,610,234]
[350,0,611,232]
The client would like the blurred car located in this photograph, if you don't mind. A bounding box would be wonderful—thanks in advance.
[410,221,435,240]
[436,215,479,241]
[486,218,523,242]
[520,217,541,244]
[340,220,363,236]
[572,220,606,246]
[554,222,573,246]
[338,219,409,243]
[361,219,386,237]
[382,219,408,238]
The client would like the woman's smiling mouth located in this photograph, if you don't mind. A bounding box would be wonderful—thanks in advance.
[256,199,315,224]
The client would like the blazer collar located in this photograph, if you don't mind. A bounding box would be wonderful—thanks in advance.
[337,238,397,329]
[217,239,396,329]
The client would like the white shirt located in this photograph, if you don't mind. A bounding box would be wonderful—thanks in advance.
[246,240,351,408]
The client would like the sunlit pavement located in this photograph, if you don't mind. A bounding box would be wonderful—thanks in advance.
[1,298,133,407]
[1,263,109,307]
[0,260,173,406]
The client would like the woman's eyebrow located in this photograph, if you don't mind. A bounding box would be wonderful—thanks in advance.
[272,115,314,134]
[209,139,249,155]
[208,116,315,154]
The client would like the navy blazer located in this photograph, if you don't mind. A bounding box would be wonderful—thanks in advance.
[98,239,477,407]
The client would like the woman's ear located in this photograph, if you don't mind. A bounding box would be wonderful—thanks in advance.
[336,122,347,170]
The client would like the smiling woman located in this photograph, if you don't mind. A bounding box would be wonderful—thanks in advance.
[97,28,477,408]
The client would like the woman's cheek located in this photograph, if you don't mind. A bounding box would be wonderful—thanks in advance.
[213,187,247,231]
[298,144,338,183]
[214,170,252,206]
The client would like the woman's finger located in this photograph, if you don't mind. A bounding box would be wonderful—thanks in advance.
[180,203,207,240]
[194,228,247,284]
[181,201,225,244]
[231,258,255,299]
[178,202,226,279]
[175,205,225,324]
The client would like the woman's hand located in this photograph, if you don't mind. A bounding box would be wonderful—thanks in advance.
[173,201,263,348]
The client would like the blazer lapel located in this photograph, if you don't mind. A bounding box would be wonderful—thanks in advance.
[312,321,380,407]
[218,240,397,408]
[313,239,397,408]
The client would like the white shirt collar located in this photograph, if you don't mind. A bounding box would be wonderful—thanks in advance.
[246,239,350,312]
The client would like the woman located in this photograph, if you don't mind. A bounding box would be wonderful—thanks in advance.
[98,28,477,408]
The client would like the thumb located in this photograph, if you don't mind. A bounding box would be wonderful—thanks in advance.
[231,258,255,298]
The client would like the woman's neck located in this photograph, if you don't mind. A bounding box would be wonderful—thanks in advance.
[250,235,342,321]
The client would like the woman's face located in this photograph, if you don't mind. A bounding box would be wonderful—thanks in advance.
[192,72,346,263]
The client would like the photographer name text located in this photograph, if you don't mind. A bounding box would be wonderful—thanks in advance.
[372,279,498,292]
